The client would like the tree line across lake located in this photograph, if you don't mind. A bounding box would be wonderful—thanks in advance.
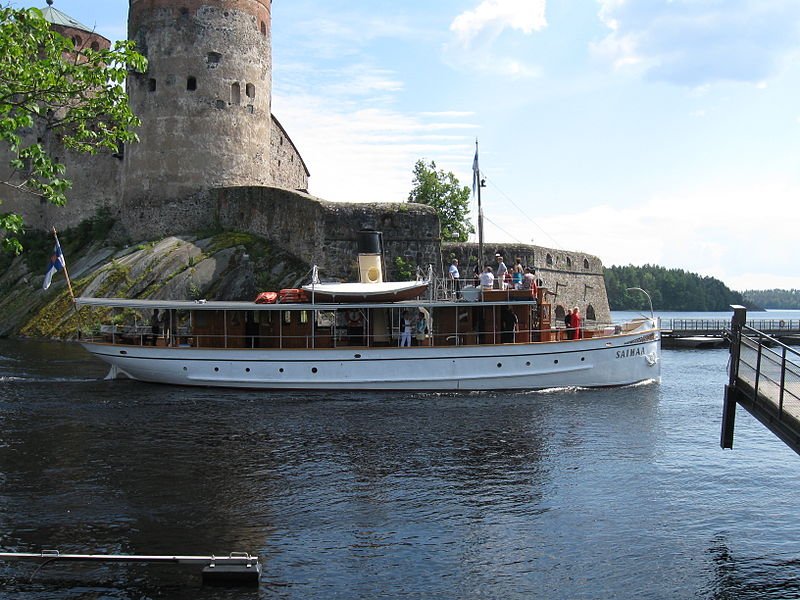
[604,265,798,311]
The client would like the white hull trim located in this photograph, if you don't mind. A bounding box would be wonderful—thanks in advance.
[81,330,660,391]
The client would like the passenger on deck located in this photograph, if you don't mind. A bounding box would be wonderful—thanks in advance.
[448,259,461,298]
[522,267,538,297]
[149,309,162,346]
[495,255,508,289]
[565,308,573,339]
[500,306,518,343]
[479,266,494,290]
[571,307,582,340]
[512,258,524,288]
[400,311,413,347]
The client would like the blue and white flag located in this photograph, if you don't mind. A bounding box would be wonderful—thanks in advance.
[43,240,65,290]
[472,140,479,196]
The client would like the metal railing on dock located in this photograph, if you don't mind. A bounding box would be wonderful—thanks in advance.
[0,550,261,586]
[721,306,800,454]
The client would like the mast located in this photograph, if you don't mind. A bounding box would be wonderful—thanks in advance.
[472,139,484,268]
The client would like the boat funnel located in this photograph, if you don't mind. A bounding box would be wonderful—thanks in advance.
[357,229,383,284]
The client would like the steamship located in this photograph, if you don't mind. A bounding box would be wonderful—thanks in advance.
[76,231,661,391]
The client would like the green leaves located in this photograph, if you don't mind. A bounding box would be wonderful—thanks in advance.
[408,159,474,243]
[0,6,146,253]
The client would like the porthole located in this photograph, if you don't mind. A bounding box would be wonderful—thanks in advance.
[526,361,531,366]
[497,363,502,368]
[214,367,219,372]
[183,366,187,371]
[245,367,251,372]
[311,367,318,374]
[581,357,585,362]
[354,354,361,358]
[554,359,559,364]
[279,368,284,373]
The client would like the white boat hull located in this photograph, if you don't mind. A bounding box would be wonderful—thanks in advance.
[80,329,660,391]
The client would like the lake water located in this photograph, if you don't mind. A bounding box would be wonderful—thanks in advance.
[1,310,800,599]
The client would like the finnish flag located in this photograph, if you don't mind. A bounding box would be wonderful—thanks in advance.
[42,240,65,290]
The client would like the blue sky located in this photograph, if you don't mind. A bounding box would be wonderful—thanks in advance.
[16,0,800,291]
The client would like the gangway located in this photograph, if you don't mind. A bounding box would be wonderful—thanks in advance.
[721,306,800,454]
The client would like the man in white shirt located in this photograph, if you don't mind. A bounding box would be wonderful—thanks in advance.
[448,259,461,298]
[479,266,494,290]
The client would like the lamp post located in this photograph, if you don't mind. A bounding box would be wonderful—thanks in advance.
[626,287,653,318]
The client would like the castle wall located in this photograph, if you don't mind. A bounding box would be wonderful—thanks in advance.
[214,187,440,280]
[270,116,309,192]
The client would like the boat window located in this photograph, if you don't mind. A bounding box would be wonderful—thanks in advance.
[300,311,308,324]
[283,311,291,324]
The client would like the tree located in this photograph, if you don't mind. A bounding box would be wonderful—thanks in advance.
[408,159,474,242]
[0,6,146,253]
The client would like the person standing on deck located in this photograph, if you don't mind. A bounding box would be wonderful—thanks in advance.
[564,308,573,340]
[495,255,508,290]
[500,306,518,343]
[448,259,461,298]
[400,311,413,347]
[571,307,582,340]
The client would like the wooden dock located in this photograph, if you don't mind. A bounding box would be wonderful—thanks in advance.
[721,306,800,454]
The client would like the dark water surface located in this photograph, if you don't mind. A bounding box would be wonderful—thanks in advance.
[2,328,800,598]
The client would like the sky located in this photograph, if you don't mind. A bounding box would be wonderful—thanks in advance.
[14,0,800,292]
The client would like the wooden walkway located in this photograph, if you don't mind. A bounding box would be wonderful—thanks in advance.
[722,307,800,454]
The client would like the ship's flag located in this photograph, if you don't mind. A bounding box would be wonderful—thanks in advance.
[43,240,65,290]
[472,142,479,196]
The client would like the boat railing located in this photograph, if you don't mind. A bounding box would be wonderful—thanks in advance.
[85,319,651,349]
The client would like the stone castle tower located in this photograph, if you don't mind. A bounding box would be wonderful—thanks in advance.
[125,0,289,210]
[1,0,308,235]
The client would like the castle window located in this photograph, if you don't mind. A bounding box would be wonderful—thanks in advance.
[187,76,197,91]
[260,21,267,36]
[72,35,83,47]
[148,78,156,92]
[246,83,255,99]
[90,41,100,51]
[583,258,590,270]
[546,253,553,266]
[231,82,240,105]
[207,52,222,67]
[566,256,572,268]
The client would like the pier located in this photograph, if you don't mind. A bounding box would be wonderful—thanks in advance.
[721,306,800,455]
[661,316,800,348]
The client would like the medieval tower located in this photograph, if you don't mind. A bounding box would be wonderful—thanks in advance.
[122,0,308,235]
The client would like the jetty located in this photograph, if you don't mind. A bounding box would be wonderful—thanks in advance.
[721,306,800,455]
[661,316,800,348]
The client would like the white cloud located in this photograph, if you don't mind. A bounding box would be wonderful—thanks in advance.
[450,0,548,44]
[272,92,478,204]
[592,0,800,86]
[444,0,547,78]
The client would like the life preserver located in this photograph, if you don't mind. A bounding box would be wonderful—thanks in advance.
[254,291,277,304]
